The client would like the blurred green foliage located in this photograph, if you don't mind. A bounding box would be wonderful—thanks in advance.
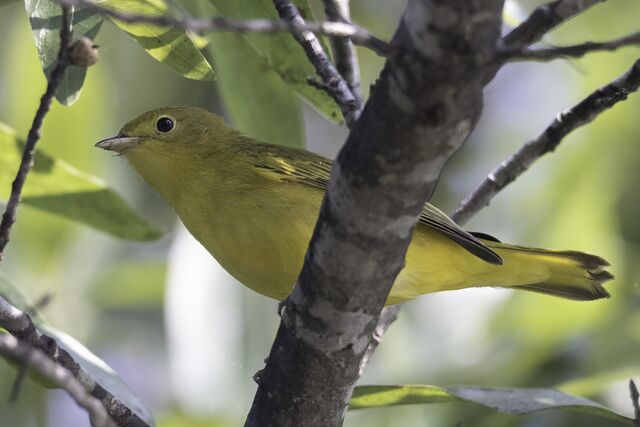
[0,271,156,425]
[0,124,163,240]
[202,2,303,147]
[89,261,166,309]
[0,0,639,426]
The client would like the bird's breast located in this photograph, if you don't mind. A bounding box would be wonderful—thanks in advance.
[175,181,322,300]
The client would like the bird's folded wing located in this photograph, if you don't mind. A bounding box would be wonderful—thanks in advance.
[249,145,502,265]
[419,204,502,265]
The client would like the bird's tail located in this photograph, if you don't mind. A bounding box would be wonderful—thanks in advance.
[486,242,613,301]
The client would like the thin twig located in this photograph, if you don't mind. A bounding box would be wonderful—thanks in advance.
[0,334,117,427]
[0,296,152,427]
[59,0,390,56]
[630,379,640,427]
[9,291,55,403]
[451,57,640,225]
[322,0,363,111]
[502,0,607,48]
[0,6,73,261]
[271,0,359,127]
[506,31,640,61]
[359,305,401,375]
[9,363,28,403]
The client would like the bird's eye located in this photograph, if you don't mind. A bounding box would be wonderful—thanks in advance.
[156,117,174,133]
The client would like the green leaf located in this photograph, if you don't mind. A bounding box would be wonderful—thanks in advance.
[207,0,341,122]
[25,0,103,105]
[207,32,303,146]
[205,27,303,147]
[0,123,162,241]
[0,272,155,426]
[350,385,462,408]
[199,1,303,146]
[448,385,630,422]
[350,385,631,423]
[103,0,214,81]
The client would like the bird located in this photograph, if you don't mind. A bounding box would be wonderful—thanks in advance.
[96,106,613,304]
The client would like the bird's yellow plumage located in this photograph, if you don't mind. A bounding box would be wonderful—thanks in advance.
[96,107,613,304]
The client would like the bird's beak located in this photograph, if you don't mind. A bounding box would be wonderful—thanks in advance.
[95,135,142,153]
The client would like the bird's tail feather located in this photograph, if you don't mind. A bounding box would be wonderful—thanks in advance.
[489,243,613,301]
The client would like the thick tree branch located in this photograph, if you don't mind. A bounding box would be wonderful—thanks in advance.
[0,6,72,261]
[502,0,607,48]
[271,0,358,127]
[452,57,640,225]
[59,0,390,56]
[506,31,640,61]
[0,334,117,427]
[245,1,505,425]
[321,0,363,110]
[0,296,152,427]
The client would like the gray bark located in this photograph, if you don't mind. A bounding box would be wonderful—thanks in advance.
[245,1,505,426]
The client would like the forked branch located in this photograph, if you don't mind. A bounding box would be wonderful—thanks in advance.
[502,0,608,48]
[0,334,117,427]
[452,57,640,225]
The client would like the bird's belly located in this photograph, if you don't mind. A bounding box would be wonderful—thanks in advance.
[178,190,318,300]
[222,217,313,300]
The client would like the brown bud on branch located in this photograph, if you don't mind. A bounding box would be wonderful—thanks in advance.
[68,37,99,67]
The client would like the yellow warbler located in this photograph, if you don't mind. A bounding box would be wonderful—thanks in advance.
[96,107,613,304]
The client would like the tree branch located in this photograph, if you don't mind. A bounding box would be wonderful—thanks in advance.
[506,31,640,61]
[245,1,505,425]
[451,56,640,226]
[358,305,401,375]
[0,296,152,427]
[0,6,72,261]
[502,0,608,48]
[0,334,117,427]
[271,0,359,127]
[59,0,390,56]
[630,379,640,427]
[321,0,363,110]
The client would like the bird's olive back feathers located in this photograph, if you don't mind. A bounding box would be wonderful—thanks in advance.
[243,141,503,265]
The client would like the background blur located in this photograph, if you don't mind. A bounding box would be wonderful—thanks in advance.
[1,0,639,425]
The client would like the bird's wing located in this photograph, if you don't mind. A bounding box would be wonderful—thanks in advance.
[419,204,502,264]
[249,145,332,191]
[248,144,502,265]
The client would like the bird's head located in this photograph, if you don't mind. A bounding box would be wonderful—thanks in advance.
[96,106,238,156]
[96,106,241,200]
